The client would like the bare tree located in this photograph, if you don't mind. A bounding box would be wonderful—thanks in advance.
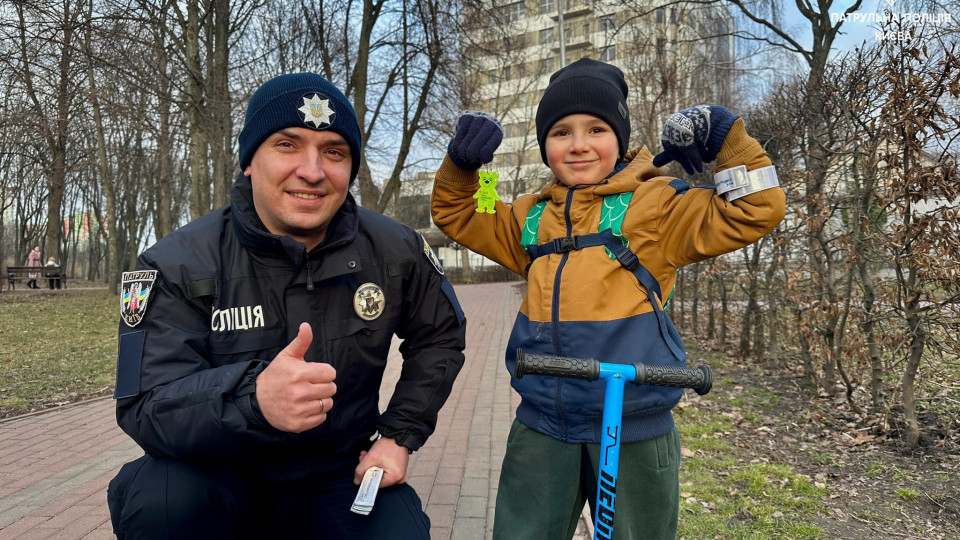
[5,0,88,264]
[869,28,960,448]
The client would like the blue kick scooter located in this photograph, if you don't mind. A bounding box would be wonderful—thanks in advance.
[514,350,713,540]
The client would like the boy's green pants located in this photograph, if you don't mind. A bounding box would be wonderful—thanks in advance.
[493,419,680,540]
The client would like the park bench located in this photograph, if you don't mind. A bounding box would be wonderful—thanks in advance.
[4,266,67,291]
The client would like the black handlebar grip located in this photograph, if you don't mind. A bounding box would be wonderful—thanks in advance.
[515,349,600,382]
[633,364,713,395]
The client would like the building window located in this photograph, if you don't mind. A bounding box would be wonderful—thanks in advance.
[563,28,571,44]
[505,65,512,81]
[504,34,526,49]
[601,17,615,32]
[540,0,554,14]
[656,38,665,56]
[539,57,553,73]
[656,8,663,23]
[488,69,498,84]
[503,1,525,22]
[540,27,554,44]
[583,23,590,38]
[519,64,526,78]
[600,45,615,61]
[670,8,677,24]
[505,124,514,138]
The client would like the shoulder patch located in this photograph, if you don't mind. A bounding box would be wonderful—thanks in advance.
[121,271,158,327]
[420,234,444,275]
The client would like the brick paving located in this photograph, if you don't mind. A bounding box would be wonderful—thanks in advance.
[0,282,589,539]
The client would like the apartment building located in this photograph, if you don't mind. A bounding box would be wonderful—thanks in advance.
[462,0,736,200]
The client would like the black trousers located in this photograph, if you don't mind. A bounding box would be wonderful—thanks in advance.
[108,455,430,539]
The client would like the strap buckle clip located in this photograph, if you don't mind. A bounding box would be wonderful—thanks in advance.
[553,236,579,253]
[615,248,640,271]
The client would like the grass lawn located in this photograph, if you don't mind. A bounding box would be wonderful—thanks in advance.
[675,350,828,539]
[0,289,117,417]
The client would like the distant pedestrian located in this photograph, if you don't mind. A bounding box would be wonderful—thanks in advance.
[25,246,41,289]
[45,257,61,289]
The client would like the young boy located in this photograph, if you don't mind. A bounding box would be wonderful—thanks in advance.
[432,58,785,539]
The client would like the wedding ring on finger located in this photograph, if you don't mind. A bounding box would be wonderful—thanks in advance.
[319,398,325,414]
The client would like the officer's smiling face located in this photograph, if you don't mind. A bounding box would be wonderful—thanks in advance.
[244,128,352,250]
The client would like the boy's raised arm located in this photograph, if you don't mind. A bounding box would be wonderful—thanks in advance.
[652,106,787,267]
[432,111,537,276]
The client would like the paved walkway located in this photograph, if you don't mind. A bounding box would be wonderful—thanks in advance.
[0,282,590,539]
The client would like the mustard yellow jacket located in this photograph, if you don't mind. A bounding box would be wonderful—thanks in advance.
[432,119,785,443]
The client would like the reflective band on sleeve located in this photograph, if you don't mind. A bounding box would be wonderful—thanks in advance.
[714,165,779,201]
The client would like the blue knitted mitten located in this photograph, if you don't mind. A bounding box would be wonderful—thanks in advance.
[447,111,503,170]
[652,105,739,175]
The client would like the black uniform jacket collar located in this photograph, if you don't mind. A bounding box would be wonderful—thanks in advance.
[229,173,359,267]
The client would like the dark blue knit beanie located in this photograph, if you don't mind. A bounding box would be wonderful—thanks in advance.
[535,58,630,165]
[238,73,362,182]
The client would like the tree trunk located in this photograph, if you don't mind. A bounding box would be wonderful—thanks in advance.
[84,5,119,292]
[459,247,472,283]
[209,0,232,209]
[860,259,883,410]
[350,0,384,209]
[186,0,210,220]
[764,240,783,367]
[740,244,761,359]
[690,262,700,336]
[706,269,716,341]
[155,32,175,240]
[835,254,861,413]
[902,301,924,449]
[719,275,728,348]
[801,336,815,386]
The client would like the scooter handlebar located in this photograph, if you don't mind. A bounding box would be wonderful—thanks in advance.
[633,363,713,395]
[515,349,713,395]
[514,350,600,382]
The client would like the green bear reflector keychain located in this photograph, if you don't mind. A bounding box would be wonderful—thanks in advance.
[474,170,501,214]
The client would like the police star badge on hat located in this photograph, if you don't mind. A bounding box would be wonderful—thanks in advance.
[298,93,335,128]
[120,270,157,327]
[354,283,385,321]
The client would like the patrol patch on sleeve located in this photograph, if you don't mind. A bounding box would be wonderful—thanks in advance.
[121,270,158,327]
[420,234,444,275]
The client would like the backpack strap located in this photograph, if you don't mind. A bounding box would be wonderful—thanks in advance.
[520,201,547,249]
[598,192,632,259]
[519,194,685,361]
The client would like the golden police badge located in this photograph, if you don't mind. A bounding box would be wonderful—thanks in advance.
[354,283,385,321]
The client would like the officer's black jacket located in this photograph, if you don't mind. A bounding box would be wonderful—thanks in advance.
[115,175,466,483]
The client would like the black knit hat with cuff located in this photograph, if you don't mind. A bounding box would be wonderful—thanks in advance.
[535,58,630,165]
[238,73,362,183]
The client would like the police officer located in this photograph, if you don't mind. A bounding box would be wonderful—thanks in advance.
[107,73,466,539]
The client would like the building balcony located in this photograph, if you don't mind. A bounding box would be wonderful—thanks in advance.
[552,36,593,51]
[549,0,594,19]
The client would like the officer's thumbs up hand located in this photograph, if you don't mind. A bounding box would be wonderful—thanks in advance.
[256,322,337,433]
